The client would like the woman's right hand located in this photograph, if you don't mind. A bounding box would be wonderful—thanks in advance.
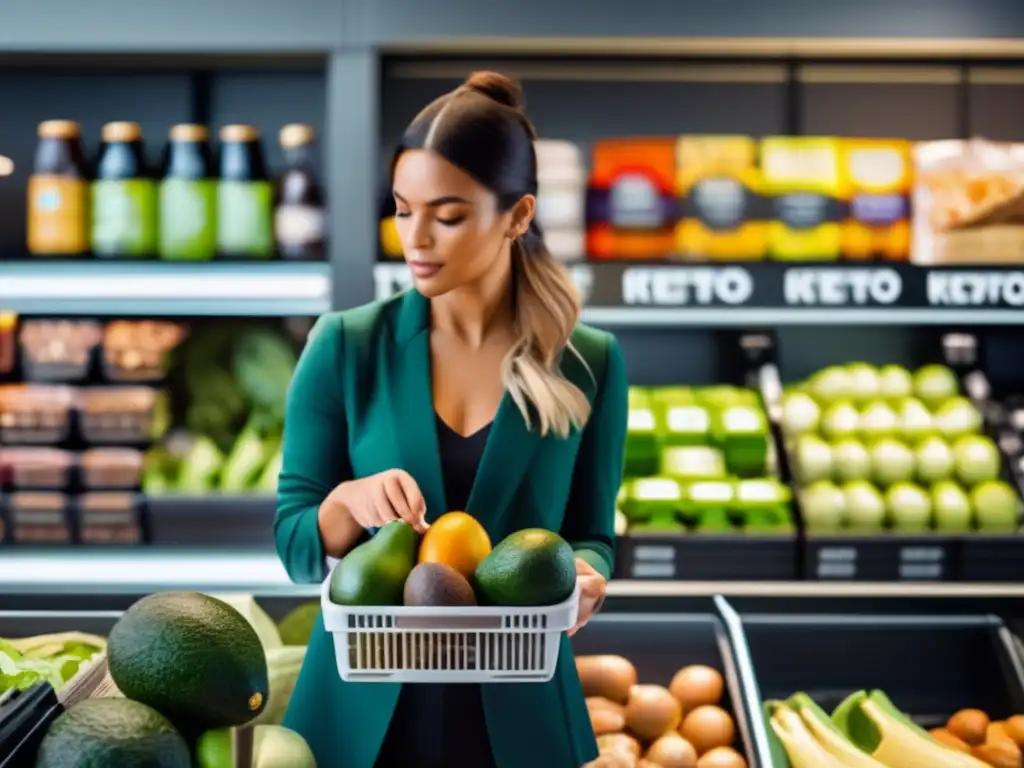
[330,469,429,533]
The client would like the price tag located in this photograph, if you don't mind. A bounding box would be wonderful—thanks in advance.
[621,266,754,306]
[898,545,944,580]
[783,268,903,306]
[926,270,1024,307]
[815,545,857,579]
[631,543,677,580]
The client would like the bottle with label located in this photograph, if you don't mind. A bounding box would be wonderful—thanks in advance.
[274,124,326,261]
[91,122,158,258]
[27,120,89,257]
[217,124,274,259]
[158,124,217,261]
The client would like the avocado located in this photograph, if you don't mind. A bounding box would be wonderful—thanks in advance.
[474,529,576,607]
[107,591,269,729]
[403,562,477,607]
[329,520,419,606]
[35,698,191,768]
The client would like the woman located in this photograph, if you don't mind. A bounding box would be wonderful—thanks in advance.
[275,70,628,768]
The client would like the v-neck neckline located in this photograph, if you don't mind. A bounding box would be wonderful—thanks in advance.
[435,412,494,441]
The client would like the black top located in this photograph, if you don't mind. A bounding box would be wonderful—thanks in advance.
[374,415,496,768]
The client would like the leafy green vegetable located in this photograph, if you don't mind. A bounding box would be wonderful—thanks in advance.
[0,633,105,696]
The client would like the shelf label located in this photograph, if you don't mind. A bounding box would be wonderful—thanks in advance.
[783,267,903,306]
[814,545,857,579]
[898,545,944,580]
[631,543,677,580]
[926,270,1024,307]
[621,266,754,306]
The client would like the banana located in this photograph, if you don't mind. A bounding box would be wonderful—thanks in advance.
[832,690,990,768]
[785,693,886,767]
[767,700,850,768]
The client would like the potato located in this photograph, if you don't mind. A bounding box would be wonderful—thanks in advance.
[947,708,989,746]
[929,727,971,753]
[1003,714,1024,745]
[679,706,735,755]
[972,739,1021,768]
[645,733,698,768]
[625,685,683,742]
[577,656,638,704]
[696,747,747,767]
[988,721,1015,745]
[585,755,635,768]
[669,666,724,713]
[591,704,627,735]
[598,733,642,760]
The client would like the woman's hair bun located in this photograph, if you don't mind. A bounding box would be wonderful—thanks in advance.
[463,70,525,111]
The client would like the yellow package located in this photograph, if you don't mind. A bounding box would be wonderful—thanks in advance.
[379,216,403,259]
[761,137,843,260]
[841,139,912,261]
[674,135,766,261]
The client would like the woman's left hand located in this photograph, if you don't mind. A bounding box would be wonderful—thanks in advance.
[568,558,607,637]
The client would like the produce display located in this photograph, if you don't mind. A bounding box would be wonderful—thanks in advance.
[24,592,317,767]
[143,322,297,496]
[780,363,1023,534]
[621,385,794,535]
[577,654,747,767]
[768,691,1024,767]
[0,631,105,695]
[328,514,577,608]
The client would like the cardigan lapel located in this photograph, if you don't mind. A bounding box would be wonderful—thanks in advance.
[389,290,448,520]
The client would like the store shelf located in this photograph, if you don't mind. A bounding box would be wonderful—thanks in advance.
[8,547,1024,597]
[375,261,1024,327]
[146,495,276,547]
[0,261,332,316]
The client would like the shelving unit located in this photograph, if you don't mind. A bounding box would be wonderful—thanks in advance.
[3,6,1024,589]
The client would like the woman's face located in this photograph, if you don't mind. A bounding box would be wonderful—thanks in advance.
[392,149,530,298]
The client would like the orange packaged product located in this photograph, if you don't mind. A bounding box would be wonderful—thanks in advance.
[840,139,913,261]
[586,137,678,260]
[675,135,766,261]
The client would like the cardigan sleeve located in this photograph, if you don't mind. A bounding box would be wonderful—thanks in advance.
[274,314,353,584]
[560,335,629,581]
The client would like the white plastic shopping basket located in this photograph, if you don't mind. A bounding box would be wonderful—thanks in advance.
[320,569,580,684]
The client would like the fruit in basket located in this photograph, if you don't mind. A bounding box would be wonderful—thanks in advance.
[473,528,575,606]
[577,655,638,703]
[403,562,477,607]
[196,724,317,768]
[329,520,419,606]
[417,511,492,578]
[625,684,683,740]
[679,705,735,755]
[669,665,724,714]
[35,697,191,768]
[107,591,269,728]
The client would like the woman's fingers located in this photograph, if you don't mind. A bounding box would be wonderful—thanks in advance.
[387,470,429,532]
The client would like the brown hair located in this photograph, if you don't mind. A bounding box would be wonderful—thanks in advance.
[392,71,591,438]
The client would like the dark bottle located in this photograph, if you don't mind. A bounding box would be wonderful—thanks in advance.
[158,124,217,261]
[92,121,158,258]
[217,124,273,259]
[274,123,326,261]
[27,120,89,257]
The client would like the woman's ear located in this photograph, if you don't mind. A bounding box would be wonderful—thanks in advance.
[510,194,536,238]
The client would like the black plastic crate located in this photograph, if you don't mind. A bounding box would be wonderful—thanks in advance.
[617,532,798,581]
[735,611,1024,762]
[802,533,962,581]
[572,612,761,767]
[942,333,1024,582]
